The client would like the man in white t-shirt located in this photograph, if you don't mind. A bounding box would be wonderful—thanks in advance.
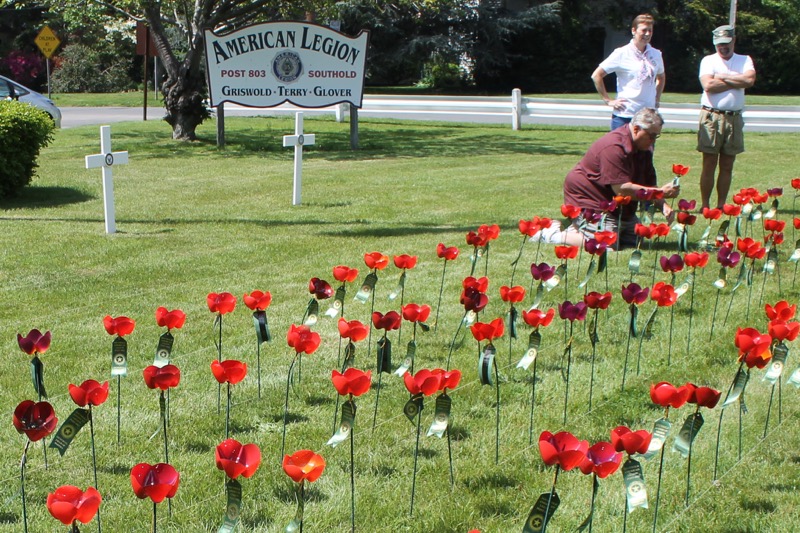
[697,25,756,209]
[591,14,665,130]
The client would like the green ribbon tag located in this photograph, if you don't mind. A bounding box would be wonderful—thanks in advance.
[672,412,704,458]
[765,198,778,219]
[508,306,518,339]
[722,368,750,408]
[463,310,477,326]
[354,272,378,303]
[49,408,90,456]
[523,491,560,533]
[517,330,541,370]
[154,331,174,368]
[427,393,451,437]
[790,243,800,263]
[629,304,639,337]
[641,306,658,340]
[532,283,544,308]
[675,272,694,299]
[376,336,392,374]
[342,341,356,371]
[642,417,671,460]
[478,344,496,386]
[388,271,406,301]
[111,336,128,377]
[629,249,642,274]
[716,220,730,244]
[403,394,424,424]
[30,355,47,399]
[597,250,607,273]
[764,343,788,384]
[325,286,346,317]
[713,266,727,289]
[327,400,355,447]
[787,367,800,387]
[679,227,689,252]
[218,479,242,533]
[578,257,596,289]
[750,203,763,221]
[544,265,566,291]
[698,224,712,249]
[303,299,319,326]
[394,340,416,377]
[623,458,648,512]
[763,247,778,274]
[734,215,742,237]
[253,310,271,344]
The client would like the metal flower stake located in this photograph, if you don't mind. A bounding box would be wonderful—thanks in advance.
[243,290,273,399]
[472,317,504,463]
[334,318,368,434]
[674,384,721,506]
[620,283,649,391]
[433,243,459,332]
[215,439,261,532]
[558,300,587,424]
[207,292,237,413]
[103,315,135,445]
[389,254,417,345]
[282,325,321,462]
[371,310,401,429]
[282,450,325,533]
[518,308,555,444]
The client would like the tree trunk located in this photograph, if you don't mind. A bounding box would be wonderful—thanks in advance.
[162,65,209,141]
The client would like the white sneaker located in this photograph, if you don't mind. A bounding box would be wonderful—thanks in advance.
[529,221,563,244]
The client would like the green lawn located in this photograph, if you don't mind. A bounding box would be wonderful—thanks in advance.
[2,116,800,532]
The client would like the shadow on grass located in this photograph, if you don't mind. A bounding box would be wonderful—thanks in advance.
[269,413,309,424]
[462,471,518,490]
[100,463,134,475]
[305,394,334,406]
[0,186,93,209]
[273,482,329,504]
[0,512,17,525]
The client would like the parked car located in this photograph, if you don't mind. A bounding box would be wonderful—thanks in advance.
[0,75,62,128]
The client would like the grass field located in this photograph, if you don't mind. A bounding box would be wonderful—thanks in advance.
[2,115,800,532]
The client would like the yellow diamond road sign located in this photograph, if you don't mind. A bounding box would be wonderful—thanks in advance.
[35,26,60,58]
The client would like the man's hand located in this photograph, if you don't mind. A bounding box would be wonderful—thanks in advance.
[660,181,680,198]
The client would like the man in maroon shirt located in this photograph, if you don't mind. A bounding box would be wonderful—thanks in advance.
[535,108,679,249]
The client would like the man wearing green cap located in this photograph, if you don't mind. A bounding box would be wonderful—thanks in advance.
[697,24,756,210]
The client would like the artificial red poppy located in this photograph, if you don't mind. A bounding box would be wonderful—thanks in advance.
[763,219,786,233]
[653,224,670,237]
[684,252,709,268]
[332,265,359,283]
[211,360,247,385]
[286,324,321,354]
[522,308,555,328]
[403,369,442,396]
[635,223,655,239]
[614,195,632,205]
[46,485,102,526]
[660,254,685,273]
[732,192,751,205]
[752,192,768,204]
[734,327,773,368]
[393,254,418,269]
[431,368,462,391]
[684,384,721,409]
[579,441,623,478]
[717,246,741,268]
[69,380,109,407]
[795,218,800,230]
[103,316,135,336]
[558,300,588,321]
[621,283,649,305]
[538,431,589,471]
[651,282,677,307]
[143,364,181,390]
[594,230,618,246]
[155,307,186,330]
[499,285,526,303]
[308,277,334,299]
[702,207,722,220]
[554,245,578,259]
[478,224,500,241]
[722,204,742,217]
[17,329,51,355]
[768,320,800,343]
[331,368,372,397]
[672,164,690,176]
[767,232,785,245]
[598,200,617,213]
[677,199,696,212]
[466,231,488,248]
[470,317,505,342]
[463,276,489,292]
[650,381,691,408]
[610,426,652,455]
[677,212,697,225]
[364,252,389,270]
[584,239,608,255]
[372,311,402,331]
[584,291,612,310]
[737,237,766,260]
[530,262,555,281]
[243,290,272,311]
[338,318,369,342]
[792,178,800,190]
[460,287,489,313]
[519,218,547,237]
[13,400,57,442]
[207,292,236,314]
[765,300,797,322]
[436,243,459,260]
[402,303,431,323]
[561,204,581,218]
[215,439,261,480]
[130,463,180,503]
[282,450,325,483]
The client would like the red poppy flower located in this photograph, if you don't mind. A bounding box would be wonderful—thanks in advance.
[753,192,768,204]
[210,359,247,385]
[130,463,180,503]
[283,450,325,483]
[403,369,442,396]
[13,400,57,442]
[765,300,797,322]
[672,164,690,176]
[519,218,542,237]
[522,308,555,328]
[768,320,800,343]
[795,218,800,230]
[308,277,334,299]
[470,317,505,342]
[722,204,742,217]
[737,238,766,260]
[684,252,709,268]
[734,327,773,368]
[554,245,578,259]
[393,254,418,269]
[702,207,722,220]
[614,195,632,205]
[215,439,261,480]
[143,364,181,390]
[243,290,272,311]
[676,212,697,225]
[764,219,786,233]
[46,485,102,525]
[732,192,751,205]
[332,265,359,283]
[103,316,135,336]
[402,303,431,323]
[155,307,186,330]
[792,178,800,190]
[685,384,722,409]
[561,204,581,218]
[558,300,588,321]
[338,318,369,342]
[461,287,489,313]
[650,381,691,408]
[17,329,51,355]
[69,379,109,407]
[611,426,652,455]
[364,252,389,270]
[660,254,685,273]
[530,262,555,281]
[651,282,677,307]
[463,276,489,292]
[538,431,589,471]
[579,441,623,478]
[466,231,488,248]
[478,223,500,241]
[431,368,462,391]
[767,232,785,245]
[332,368,372,396]
[286,324,321,354]
[594,230,618,246]
[584,291,612,310]
[500,285,526,303]
[372,311,402,331]
[621,283,649,305]
[207,292,236,314]
[436,243,459,260]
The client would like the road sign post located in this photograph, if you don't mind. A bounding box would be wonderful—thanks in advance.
[35,26,60,98]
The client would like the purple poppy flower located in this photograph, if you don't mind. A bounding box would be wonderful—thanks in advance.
[584,238,608,255]
[659,254,684,273]
[558,300,588,321]
[621,283,650,305]
[717,247,741,268]
[599,200,617,213]
[767,187,783,197]
[582,209,603,224]
[678,199,697,211]
[530,262,555,282]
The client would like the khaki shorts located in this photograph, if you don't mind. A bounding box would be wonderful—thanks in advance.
[696,108,745,156]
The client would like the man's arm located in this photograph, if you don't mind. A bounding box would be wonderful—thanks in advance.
[714,69,756,89]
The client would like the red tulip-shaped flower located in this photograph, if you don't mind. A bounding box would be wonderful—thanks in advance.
[211,360,247,385]
[651,282,677,307]
[13,400,58,442]
[130,463,180,503]
[17,329,51,354]
[46,485,102,526]
[143,364,181,390]
[332,368,372,397]
[436,243,459,260]
[584,291,612,310]
[286,324,321,354]
[308,277,334,299]
[522,308,555,328]
[579,441,623,478]
[207,292,237,314]
[372,311,402,331]
[650,381,691,409]
[282,450,326,483]
[431,368,462,391]
[611,426,652,455]
[684,383,722,409]
[215,439,262,479]
[338,318,369,342]
[402,303,431,323]
[333,265,359,283]
[69,380,110,407]
[103,316,135,336]
[769,320,800,343]
[538,431,589,471]
[364,252,389,270]
[734,327,773,368]
[765,300,797,322]
[403,369,442,396]
[554,245,579,260]
[243,290,272,311]
[393,254,418,269]
[621,283,649,305]
[500,285,526,303]
[155,307,186,330]
[470,317,505,342]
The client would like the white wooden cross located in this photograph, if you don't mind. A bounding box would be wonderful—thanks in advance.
[85,126,129,234]
[283,112,315,206]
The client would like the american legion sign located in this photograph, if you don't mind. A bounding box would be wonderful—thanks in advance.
[203,21,369,109]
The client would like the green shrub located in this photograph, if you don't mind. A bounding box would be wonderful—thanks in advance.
[0,99,55,196]
[52,44,135,93]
